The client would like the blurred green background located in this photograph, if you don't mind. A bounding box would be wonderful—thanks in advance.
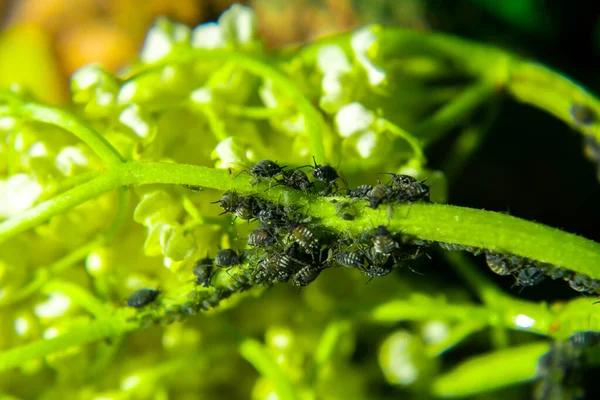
[1,0,600,397]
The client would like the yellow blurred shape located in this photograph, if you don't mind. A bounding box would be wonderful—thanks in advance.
[0,24,66,104]
[57,22,137,75]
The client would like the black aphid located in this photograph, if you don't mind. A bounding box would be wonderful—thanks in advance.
[310,157,339,184]
[568,273,596,293]
[397,181,430,202]
[347,184,372,199]
[293,265,322,286]
[234,196,260,220]
[336,251,366,269]
[193,257,214,287]
[250,159,285,178]
[256,203,288,228]
[513,267,545,287]
[292,225,318,252]
[570,104,596,126]
[372,225,397,255]
[215,249,242,268]
[127,288,160,308]
[382,173,417,189]
[248,228,276,247]
[367,184,393,209]
[485,252,513,276]
[215,191,240,215]
[278,169,313,192]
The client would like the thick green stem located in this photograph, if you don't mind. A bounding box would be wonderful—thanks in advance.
[2,162,600,280]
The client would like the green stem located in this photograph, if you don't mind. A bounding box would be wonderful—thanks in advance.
[412,80,497,144]
[239,338,299,400]
[0,91,125,165]
[2,162,600,280]
[378,118,426,165]
[0,316,135,372]
[432,342,551,397]
[128,49,325,162]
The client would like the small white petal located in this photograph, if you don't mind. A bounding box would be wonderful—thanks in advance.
[190,87,213,104]
[192,23,226,49]
[0,174,43,218]
[0,116,16,130]
[86,253,103,274]
[335,102,375,138]
[71,65,103,91]
[55,146,89,175]
[259,79,279,108]
[117,81,137,104]
[28,142,48,158]
[35,292,72,318]
[351,26,378,54]
[43,327,59,339]
[14,317,29,336]
[219,4,257,45]
[13,132,24,151]
[119,104,151,138]
[96,91,114,106]
[317,45,352,75]
[421,321,449,344]
[214,137,244,167]
[356,130,377,158]
[141,27,173,63]
[515,314,535,328]
[121,375,141,391]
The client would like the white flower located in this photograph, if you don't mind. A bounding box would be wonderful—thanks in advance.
[71,64,104,91]
[55,146,89,175]
[351,26,387,87]
[119,104,151,138]
[219,4,258,46]
[191,23,226,49]
[335,102,375,138]
[34,292,72,318]
[317,45,352,75]
[140,17,191,63]
[212,137,247,169]
[0,173,43,218]
[190,87,213,104]
[317,45,353,113]
[356,130,378,158]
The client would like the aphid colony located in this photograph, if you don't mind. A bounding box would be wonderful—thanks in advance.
[438,242,600,294]
[126,160,432,324]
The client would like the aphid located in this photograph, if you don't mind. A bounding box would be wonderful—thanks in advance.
[547,266,569,280]
[127,288,160,308]
[247,228,276,247]
[256,203,287,228]
[293,265,322,286]
[214,249,242,268]
[381,173,417,189]
[263,253,297,282]
[438,242,464,252]
[250,159,285,179]
[367,184,394,209]
[485,252,513,276]
[310,157,339,185]
[234,196,260,220]
[292,225,318,252]
[278,169,313,192]
[514,267,545,287]
[336,251,366,269]
[570,104,595,126]
[215,191,240,215]
[363,264,393,278]
[372,225,398,255]
[399,181,430,202]
[181,184,203,192]
[193,257,214,287]
[347,184,372,199]
[568,273,595,293]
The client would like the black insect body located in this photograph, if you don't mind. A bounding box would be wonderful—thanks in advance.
[570,104,596,126]
[216,191,240,215]
[293,265,322,286]
[372,225,398,256]
[250,159,285,179]
[367,184,394,209]
[396,181,430,202]
[278,169,313,192]
[264,253,298,282]
[514,267,545,287]
[347,184,372,199]
[193,257,214,287]
[256,204,288,228]
[247,228,276,247]
[215,249,242,268]
[336,251,367,269]
[292,225,318,252]
[127,288,160,308]
[568,273,597,293]
[546,266,569,280]
[234,196,261,220]
[485,252,513,276]
[382,173,417,189]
